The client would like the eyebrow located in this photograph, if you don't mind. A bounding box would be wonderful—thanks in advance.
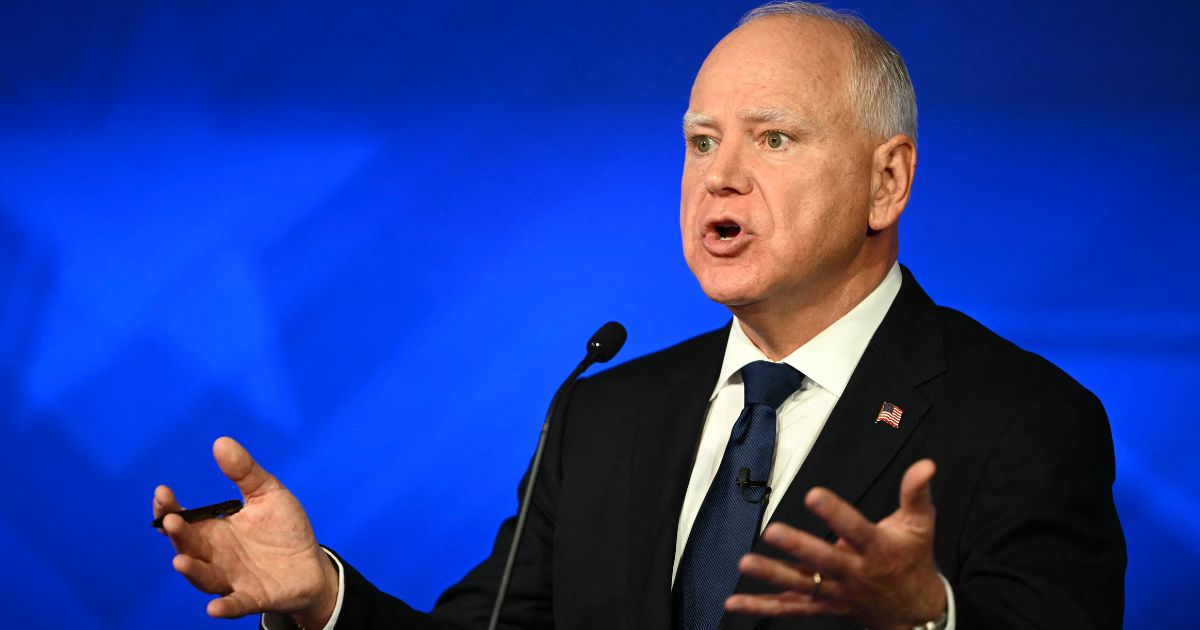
[681,111,714,135]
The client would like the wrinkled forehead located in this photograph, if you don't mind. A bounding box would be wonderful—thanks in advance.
[688,16,854,121]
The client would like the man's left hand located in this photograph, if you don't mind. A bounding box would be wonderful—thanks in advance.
[725,459,946,630]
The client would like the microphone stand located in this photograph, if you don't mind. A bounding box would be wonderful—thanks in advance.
[486,323,625,630]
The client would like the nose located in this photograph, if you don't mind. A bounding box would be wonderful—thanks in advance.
[703,142,753,196]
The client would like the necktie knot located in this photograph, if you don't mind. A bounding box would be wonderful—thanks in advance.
[741,360,803,410]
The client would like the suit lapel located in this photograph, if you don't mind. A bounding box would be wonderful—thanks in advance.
[629,325,730,630]
[722,267,947,630]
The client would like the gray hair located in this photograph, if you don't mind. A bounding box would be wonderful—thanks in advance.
[739,1,918,142]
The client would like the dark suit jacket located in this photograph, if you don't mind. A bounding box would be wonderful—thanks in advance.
[332,268,1126,629]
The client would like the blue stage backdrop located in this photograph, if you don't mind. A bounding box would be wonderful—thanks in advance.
[1,1,1197,627]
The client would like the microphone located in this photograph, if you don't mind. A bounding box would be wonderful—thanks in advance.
[736,467,771,505]
[586,320,627,363]
[487,322,627,630]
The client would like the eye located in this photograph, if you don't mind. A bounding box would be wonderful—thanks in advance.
[691,135,718,154]
[764,130,790,150]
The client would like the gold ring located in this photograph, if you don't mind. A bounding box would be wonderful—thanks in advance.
[811,571,822,597]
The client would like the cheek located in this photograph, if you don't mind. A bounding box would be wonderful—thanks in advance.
[679,171,706,229]
[761,176,817,240]
[679,199,698,260]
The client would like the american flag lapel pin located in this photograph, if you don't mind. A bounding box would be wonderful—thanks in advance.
[876,401,903,429]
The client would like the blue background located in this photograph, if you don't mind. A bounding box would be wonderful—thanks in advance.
[2,1,1197,627]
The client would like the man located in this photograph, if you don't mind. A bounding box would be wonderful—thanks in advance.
[154,3,1125,629]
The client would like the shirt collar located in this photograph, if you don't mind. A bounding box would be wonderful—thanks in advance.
[709,262,904,401]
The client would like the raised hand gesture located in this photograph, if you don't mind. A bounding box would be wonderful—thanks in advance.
[153,437,339,628]
[726,459,947,630]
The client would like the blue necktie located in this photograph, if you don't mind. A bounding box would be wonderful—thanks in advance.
[673,360,804,630]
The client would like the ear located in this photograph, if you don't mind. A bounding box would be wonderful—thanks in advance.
[868,134,917,232]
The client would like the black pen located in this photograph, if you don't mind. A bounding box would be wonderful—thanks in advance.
[151,499,243,529]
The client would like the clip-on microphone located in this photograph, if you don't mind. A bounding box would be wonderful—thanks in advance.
[736,467,771,505]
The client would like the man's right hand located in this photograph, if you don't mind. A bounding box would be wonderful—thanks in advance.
[153,437,339,628]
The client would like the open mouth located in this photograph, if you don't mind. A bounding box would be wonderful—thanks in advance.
[714,221,742,241]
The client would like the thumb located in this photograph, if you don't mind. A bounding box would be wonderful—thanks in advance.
[899,458,937,523]
[207,590,261,619]
[213,436,282,500]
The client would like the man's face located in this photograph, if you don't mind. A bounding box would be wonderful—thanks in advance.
[681,16,879,311]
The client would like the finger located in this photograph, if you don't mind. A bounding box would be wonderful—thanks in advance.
[804,487,876,552]
[760,523,856,577]
[163,513,213,561]
[898,459,937,523]
[172,554,231,595]
[154,485,183,516]
[738,554,833,598]
[725,592,848,617]
[207,590,261,619]
[213,436,282,500]
[153,486,185,534]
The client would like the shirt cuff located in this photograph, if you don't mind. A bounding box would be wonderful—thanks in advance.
[939,572,957,630]
[261,548,346,630]
[909,572,955,630]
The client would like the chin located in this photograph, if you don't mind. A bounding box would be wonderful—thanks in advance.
[696,277,760,308]
[687,255,767,307]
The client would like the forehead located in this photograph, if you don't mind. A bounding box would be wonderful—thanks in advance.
[689,16,853,122]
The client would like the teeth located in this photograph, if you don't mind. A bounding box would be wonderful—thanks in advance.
[712,220,741,242]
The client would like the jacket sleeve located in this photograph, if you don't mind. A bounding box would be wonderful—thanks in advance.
[954,385,1126,629]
